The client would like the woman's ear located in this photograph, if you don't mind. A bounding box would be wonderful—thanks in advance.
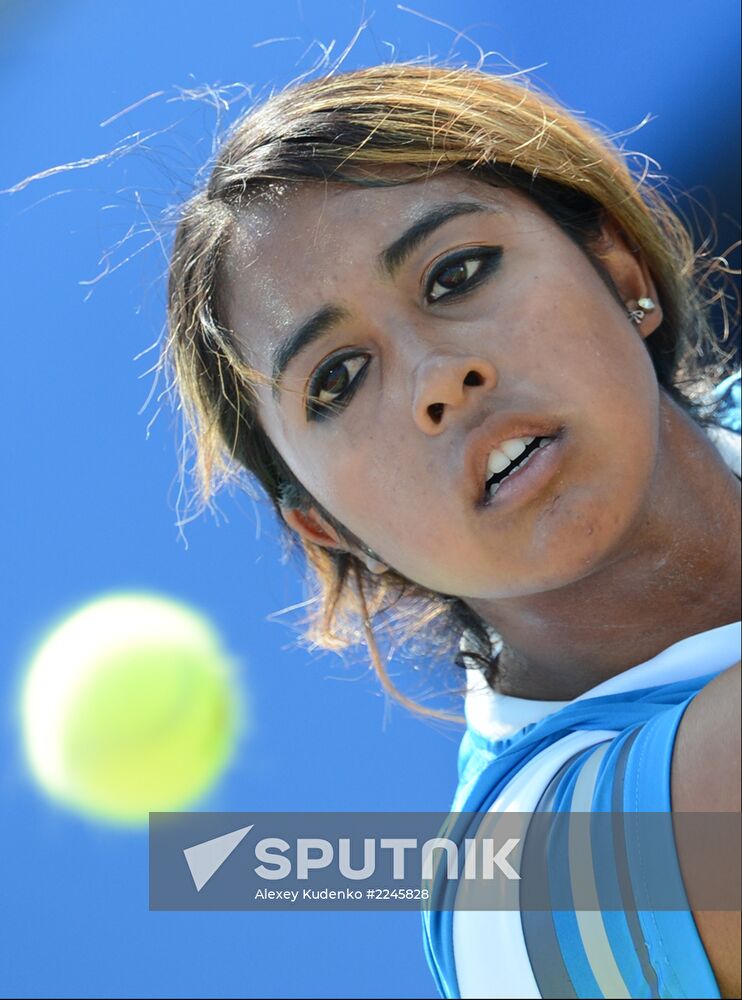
[280,504,347,551]
[280,504,390,574]
[592,216,664,338]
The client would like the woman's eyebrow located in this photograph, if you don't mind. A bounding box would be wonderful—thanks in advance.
[271,305,349,399]
[378,200,499,277]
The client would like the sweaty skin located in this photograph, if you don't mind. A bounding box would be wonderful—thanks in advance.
[221,173,741,700]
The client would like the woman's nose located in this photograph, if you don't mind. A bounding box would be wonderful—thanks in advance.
[411,353,498,433]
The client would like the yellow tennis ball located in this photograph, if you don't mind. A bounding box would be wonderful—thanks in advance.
[19,592,241,826]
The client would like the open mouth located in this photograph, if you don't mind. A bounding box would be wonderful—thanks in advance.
[484,435,556,503]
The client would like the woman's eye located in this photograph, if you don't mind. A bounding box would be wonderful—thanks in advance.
[307,354,368,419]
[426,249,502,304]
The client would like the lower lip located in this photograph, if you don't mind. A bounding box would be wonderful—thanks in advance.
[480,433,565,512]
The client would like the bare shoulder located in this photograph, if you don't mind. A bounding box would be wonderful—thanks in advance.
[671,660,741,999]
[672,660,741,812]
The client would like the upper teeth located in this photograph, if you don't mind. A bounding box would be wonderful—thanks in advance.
[486,436,535,476]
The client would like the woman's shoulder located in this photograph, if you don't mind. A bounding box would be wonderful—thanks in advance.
[431,624,741,998]
[670,659,741,998]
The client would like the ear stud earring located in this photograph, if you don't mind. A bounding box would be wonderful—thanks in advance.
[626,297,657,324]
[359,543,389,575]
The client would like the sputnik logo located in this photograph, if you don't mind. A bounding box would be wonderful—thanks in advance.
[183,825,254,892]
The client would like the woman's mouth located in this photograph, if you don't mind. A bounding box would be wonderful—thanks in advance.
[481,431,565,510]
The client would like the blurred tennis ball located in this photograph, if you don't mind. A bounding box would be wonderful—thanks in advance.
[19,592,242,826]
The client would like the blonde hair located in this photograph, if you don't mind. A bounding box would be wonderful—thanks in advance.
[163,64,737,722]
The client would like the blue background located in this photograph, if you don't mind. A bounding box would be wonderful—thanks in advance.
[0,1,739,997]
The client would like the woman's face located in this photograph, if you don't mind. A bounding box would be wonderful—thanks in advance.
[221,172,662,599]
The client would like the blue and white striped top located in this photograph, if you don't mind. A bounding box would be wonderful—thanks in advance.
[422,372,741,999]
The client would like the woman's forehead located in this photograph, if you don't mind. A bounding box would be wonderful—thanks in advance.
[227,171,519,253]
